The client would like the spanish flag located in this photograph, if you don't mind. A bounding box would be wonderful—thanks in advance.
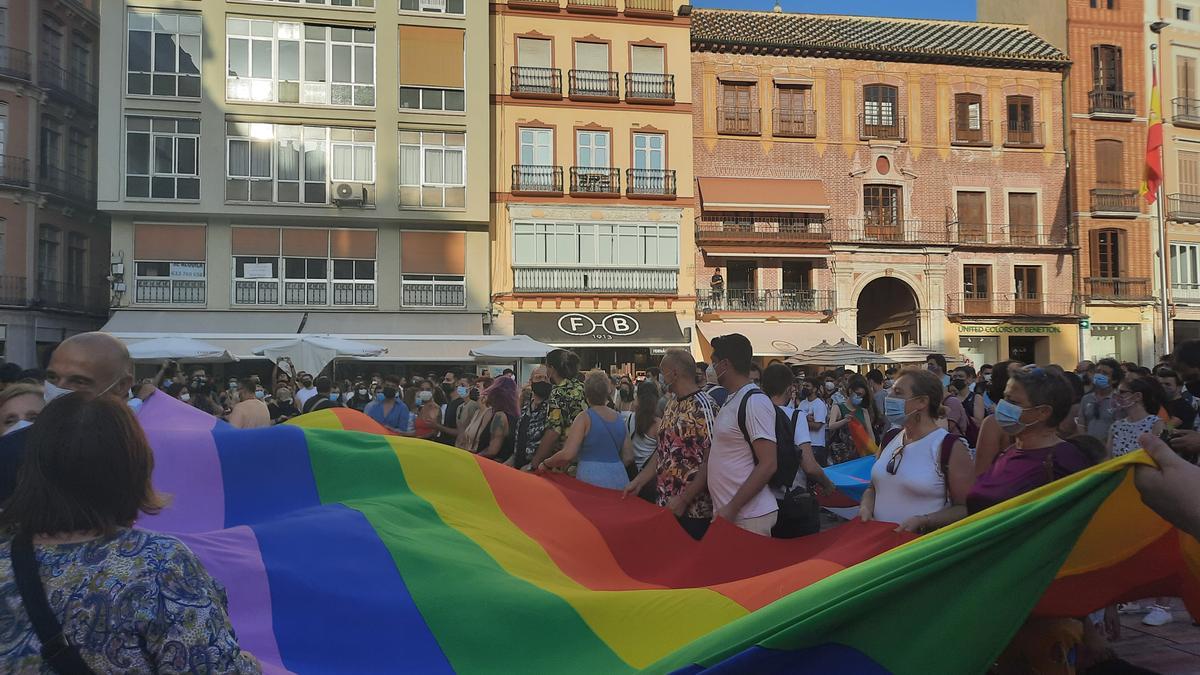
[1142,60,1164,204]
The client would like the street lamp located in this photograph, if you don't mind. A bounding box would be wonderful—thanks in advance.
[1151,21,1170,33]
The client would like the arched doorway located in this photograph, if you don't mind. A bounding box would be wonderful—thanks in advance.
[856,277,919,354]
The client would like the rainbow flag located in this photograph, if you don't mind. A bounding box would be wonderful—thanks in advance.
[137,394,1200,673]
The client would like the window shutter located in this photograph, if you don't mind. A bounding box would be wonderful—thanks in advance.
[1179,56,1196,101]
[956,191,986,225]
[1092,45,1102,89]
[516,37,551,69]
[1181,150,1200,194]
[400,26,465,88]
[1095,140,1124,186]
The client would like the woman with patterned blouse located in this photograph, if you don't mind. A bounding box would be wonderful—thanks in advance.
[529,349,586,470]
[0,394,260,673]
[511,366,552,470]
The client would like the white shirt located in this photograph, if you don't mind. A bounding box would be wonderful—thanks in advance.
[709,383,779,520]
[295,386,318,408]
[797,397,828,446]
[870,427,951,524]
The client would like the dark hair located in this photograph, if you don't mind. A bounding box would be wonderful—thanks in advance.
[0,395,167,535]
[980,363,994,372]
[761,363,794,398]
[885,366,899,376]
[987,360,1017,404]
[166,381,188,399]
[846,374,878,420]
[1132,366,1153,378]
[954,365,976,380]
[926,353,947,372]
[898,368,944,419]
[1009,368,1074,427]
[0,362,22,384]
[384,374,401,386]
[1123,375,1165,415]
[634,381,659,436]
[710,333,754,375]
[1157,367,1183,385]
[1065,435,1105,466]
[749,363,762,374]
[545,349,581,380]
[1096,358,1124,384]
[1062,371,1085,403]
[866,369,884,385]
[1174,339,1200,369]
[315,376,332,394]
[19,369,44,383]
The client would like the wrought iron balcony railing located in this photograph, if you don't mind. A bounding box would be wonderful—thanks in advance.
[625,72,674,103]
[0,47,32,82]
[1173,98,1200,127]
[568,69,619,99]
[947,292,1080,317]
[511,66,562,98]
[950,118,991,146]
[1086,276,1152,300]
[1088,90,1135,116]
[570,167,620,195]
[626,168,676,197]
[717,106,761,135]
[774,108,816,138]
[1168,193,1200,222]
[829,218,948,244]
[0,156,32,190]
[1090,188,1140,215]
[39,60,97,109]
[859,113,907,141]
[697,288,835,313]
[512,165,563,194]
[514,266,677,294]
[1005,120,1044,148]
[697,218,829,242]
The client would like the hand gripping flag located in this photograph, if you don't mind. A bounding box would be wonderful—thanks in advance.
[1142,59,1164,204]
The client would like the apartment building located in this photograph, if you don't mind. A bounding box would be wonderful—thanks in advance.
[981,0,1156,364]
[692,8,1079,367]
[0,0,107,368]
[488,0,694,376]
[96,0,497,369]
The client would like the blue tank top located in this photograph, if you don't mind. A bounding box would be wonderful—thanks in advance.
[580,408,625,464]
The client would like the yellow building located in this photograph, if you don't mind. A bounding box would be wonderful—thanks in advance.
[489,0,695,376]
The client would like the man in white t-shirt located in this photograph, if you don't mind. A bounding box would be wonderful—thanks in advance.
[797,381,830,466]
[707,333,779,535]
[294,371,318,409]
[762,364,833,496]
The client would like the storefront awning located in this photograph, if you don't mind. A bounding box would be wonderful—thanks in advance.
[698,177,830,213]
[698,321,851,358]
[103,311,497,363]
[514,312,687,348]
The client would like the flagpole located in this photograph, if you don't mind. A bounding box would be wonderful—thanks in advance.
[1150,39,1173,357]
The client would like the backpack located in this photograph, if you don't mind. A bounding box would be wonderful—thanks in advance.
[737,388,802,490]
[880,427,964,500]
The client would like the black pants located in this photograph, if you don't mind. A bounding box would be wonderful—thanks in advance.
[677,516,710,540]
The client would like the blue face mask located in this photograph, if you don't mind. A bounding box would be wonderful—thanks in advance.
[850,394,863,406]
[1092,374,1110,390]
[128,397,143,414]
[376,392,385,402]
[884,396,910,425]
[329,393,339,402]
[995,399,1029,435]
[456,386,468,398]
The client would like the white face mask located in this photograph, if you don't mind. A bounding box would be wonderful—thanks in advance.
[43,381,73,404]
[5,419,32,435]
[180,392,192,402]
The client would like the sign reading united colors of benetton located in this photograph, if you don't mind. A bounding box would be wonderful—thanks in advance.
[514,312,688,346]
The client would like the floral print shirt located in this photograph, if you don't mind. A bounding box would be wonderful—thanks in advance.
[514,397,549,469]
[545,378,586,450]
[0,528,260,674]
[656,390,719,519]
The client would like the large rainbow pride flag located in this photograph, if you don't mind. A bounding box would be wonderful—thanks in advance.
[137,394,1200,673]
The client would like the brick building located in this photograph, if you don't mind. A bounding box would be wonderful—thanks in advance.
[981,0,1156,364]
[691,9,1079,367]
[0,0,108,368]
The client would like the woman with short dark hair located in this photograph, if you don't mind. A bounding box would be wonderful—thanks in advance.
[0,395,259,673]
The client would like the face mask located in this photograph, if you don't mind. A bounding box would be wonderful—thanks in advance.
[383,387,397,399]
[1113,393,1135,410]
[5,419,31,435]
[375,392,385,402]
[329,393,340,402]
[1092,374,1110,390]
[181,392,192,403]
[417,391,433,404]
[884,396,911,425]
[301,380,313,388]
[831,391,846,405]
[255,390,265,400]
[850,394,863,406]
[884,379,894,389]
[705,365,718,383]
[531,381,553,399]
[128,397,143,413]
[469,389,480,401]
[44,381,73,404]
[800,387,812,399]
[229,381,238,390]
[824,381,836,392]
[455,386,468,398]
[941,374,951,388]
[983,373,993,384]
[282,397,293,403]
[358,388,368,396]
[995,399,1030,435]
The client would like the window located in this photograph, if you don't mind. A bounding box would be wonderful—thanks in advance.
[400,231,463,307]
[575,130,610,168]
[125,116,200,200]
[227,18,376,107]
[41,17,63,67]
[1015,265,1041,306]
[963,265,990,299]
[234,256,280,304]
[1179,56,1196,103]
[633,132,664,170]
[954,92,983,132]
[399,26,466,111]
[0,2,6,45]
[127,11,201,98]
[1008,192,1039,243]
[863,184,902,228]
[776,84,810,114]
[1181,150,1200,196]
[1092,45,1123,92]
[1179,5,1192,20]
[517,37,552,69]
[956,190,987,242]
[515,127,555,191]
[1006,95,1036,144]
[1090,0,1115,8]
[226,123,375,205]
[39,118,61,179]
[863,84,898,127]
[67,128,87,179]
[400,0,465,13]
[1092,229,1126,279]
[572,42,611,97]
[718,81,757,134]
[399,130,465,208]
[782,261,812,291]
[1171,243,1200,295]
[0,103,7,172]
[70,34,91,82]
[37,226,59,283]
[135,261,206,303]
[631,44,665,75]
[513,222,679,268]
[1095,139,1124,186]
[65,233,87,292]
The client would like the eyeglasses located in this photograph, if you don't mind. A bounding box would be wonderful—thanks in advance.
[886,443,905,475]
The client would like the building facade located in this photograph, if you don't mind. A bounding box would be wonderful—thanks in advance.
[691,9,1079,367]
[0,0,108,368]
[488,0,694,376]
[97,0,498,369]
[981,0,1157,364]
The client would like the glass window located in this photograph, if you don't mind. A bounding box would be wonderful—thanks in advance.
[227,18,374,107]
[399,131,465,208]
[127,10,201,98]
[511,221,679,268]
[227,123,374,204]
[400,0,465,13]
[125,116,200,200]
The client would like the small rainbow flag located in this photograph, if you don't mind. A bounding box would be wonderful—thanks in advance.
[137,394,1200,673]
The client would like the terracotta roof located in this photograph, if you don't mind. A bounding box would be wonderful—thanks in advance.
[691,9,1070,71]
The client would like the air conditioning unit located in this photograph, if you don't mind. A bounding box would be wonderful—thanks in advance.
[332,182,365,207]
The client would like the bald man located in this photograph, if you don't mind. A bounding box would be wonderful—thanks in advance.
[1,332,136,501]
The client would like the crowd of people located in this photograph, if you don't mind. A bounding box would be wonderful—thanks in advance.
[2,330,1200,672]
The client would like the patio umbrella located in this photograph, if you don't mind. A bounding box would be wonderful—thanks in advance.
[126,337,237,363]
[470,336,556,382]
[884,343,965,365]
[790,339,896,366]
[251,335,386,376]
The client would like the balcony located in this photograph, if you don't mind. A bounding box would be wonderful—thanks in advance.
[566,0,617,13]
[698,289,835,314]
[1005,121,1044,148]
[950,119,992,147]
[134,279,206,304]
[1173,284,1200,304]
[1090,188,1140,217]
[625,73,675,103]
[1168,193,1200,222]
[697,217,829,247]
[950,222,1070,248]
[38,165,96,207]
[829,218,949,244]
[774,109,816,138]
[859,114,907,141]
[34,279,110,315]
[508,0,560,8]
[512,165,563,195]
[1087,277,1152,301]
[626,168,676,197]
[514,266,677,294]
[568,69,619,101]
[0,47,32,82]
[1173,98,1200,128]
[570,167,620,195]
[0,276,27,307]
[1088,90,1135,118]
[0,156,32,190]
[946,292,1080,317]
[38,61,97,110]
[510,66,562,99]
[625,0,675,17]
[402,279,465,308]
[717,107,761,136]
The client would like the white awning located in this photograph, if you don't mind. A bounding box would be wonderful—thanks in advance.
[698,321,851,358]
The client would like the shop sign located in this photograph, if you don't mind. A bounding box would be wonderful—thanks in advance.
[557,313,640,341]
[960,325,1061,335]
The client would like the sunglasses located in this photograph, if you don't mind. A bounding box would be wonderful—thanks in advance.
[886,442,905,475]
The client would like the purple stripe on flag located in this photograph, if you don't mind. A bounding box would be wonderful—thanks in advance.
[179,526,289,674]
[138,393,224,533]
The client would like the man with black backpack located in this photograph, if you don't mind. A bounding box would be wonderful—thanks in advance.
[707,334,779,535]
[761,364,835,538]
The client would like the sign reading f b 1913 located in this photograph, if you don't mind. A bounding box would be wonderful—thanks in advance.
[557,313,641,339]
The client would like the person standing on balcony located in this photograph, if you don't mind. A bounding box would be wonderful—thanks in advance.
[710,270,725,303]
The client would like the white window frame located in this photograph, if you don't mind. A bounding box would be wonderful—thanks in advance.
[124,116,201,201]
[575,130,610,169]
[399,130,465,209]
[225,123,375,205]
[232,255,281,306]
[331,133,376,183]
[400,0,465,14]
[632,132,664,170]
[127,10,202,99]
[401,274,465,308]
[134,261,206,304]
[1171,243,1200,298]
[512,221,680,268]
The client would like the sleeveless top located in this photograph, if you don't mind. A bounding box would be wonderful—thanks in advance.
[475,411,515,462]
[623,411,659,470]
[1109,415,1158,457]
[870,427,952,524]
[967,441,1093,514]
[580,408,626,464]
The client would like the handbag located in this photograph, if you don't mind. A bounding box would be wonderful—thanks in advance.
[772,487,822,538]
[10,532,95,674]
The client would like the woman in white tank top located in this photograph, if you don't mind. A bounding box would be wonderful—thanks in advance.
[861,369,974,534]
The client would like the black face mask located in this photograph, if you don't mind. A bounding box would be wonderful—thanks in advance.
[469,389,480,401]
[382,386,397,399]
[531,381,553,399]
[1187,380,1200,397]
[440,383,455,397]
[301,380,313,388]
